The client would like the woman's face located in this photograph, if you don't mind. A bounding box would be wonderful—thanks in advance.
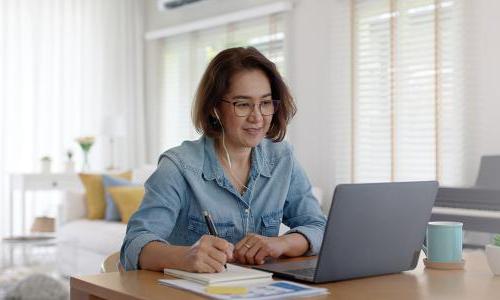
[216,69,273,150]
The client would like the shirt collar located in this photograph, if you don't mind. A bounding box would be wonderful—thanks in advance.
[252,143,272,178]
[202,136,272,181]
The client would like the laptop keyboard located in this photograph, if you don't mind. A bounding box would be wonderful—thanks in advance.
[285,267,316,277]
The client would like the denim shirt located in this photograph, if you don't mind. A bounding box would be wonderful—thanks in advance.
[120,136,326,270]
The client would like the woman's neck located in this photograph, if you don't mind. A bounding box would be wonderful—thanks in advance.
[214,137,253,194]
[214,138,251,168]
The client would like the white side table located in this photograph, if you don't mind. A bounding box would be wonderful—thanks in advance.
[9,173,83,236]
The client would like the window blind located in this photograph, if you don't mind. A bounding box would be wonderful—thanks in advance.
[157,14,286,152]
[351,0,464,184]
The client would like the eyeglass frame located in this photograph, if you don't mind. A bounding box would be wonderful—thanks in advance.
[219,99,280,117]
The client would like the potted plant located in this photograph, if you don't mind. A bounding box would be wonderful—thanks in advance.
[64,150,75,173]
[76,136,95,171]
[40,156,52,174]
[486,234,500,275]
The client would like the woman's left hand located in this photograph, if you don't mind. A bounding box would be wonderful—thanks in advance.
[233,234,288,265]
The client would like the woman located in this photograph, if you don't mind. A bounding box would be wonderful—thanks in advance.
[120,47,326,273]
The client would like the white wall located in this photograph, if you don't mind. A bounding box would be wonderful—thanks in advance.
[285,0,350,207]
[463,0,500,184]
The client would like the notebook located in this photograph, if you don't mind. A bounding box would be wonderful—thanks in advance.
[163,264,273,285]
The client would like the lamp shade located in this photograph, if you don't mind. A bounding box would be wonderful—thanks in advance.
[30,216,55,233]
[100,115,126,137]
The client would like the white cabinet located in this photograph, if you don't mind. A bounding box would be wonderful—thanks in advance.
[9,173,83,236]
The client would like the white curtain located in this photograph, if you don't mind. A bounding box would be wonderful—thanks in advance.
[0,0,145,237]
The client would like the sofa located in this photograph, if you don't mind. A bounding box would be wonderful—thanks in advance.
[56,166,156,276]
[56,165,322,276]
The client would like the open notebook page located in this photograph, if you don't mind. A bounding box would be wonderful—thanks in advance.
[164,264,273,285]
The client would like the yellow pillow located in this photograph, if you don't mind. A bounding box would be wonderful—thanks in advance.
[108,186,145,223]
[79,171,132,219]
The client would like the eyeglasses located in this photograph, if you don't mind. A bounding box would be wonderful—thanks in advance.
[220,99,280,117]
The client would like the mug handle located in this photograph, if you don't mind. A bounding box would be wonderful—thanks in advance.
[422,235,428,256]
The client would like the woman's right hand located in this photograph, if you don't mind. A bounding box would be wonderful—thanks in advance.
[178,235,234,273]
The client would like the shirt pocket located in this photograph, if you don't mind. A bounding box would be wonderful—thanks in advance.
[260,210,283,237]
[187,215,235,244]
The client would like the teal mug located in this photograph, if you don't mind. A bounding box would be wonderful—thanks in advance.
[422,221,463,263]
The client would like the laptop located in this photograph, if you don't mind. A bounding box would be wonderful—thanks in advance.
[254,181,439,283]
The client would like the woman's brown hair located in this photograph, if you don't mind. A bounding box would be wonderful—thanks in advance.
[192,46,296,142]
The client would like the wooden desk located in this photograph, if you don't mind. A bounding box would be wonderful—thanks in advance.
[70,250,500,300]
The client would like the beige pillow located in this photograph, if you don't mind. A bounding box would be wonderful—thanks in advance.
[78,171,132,219]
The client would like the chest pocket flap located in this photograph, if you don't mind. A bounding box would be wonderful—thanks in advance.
[187,215,235,238]
[260,210,283,236]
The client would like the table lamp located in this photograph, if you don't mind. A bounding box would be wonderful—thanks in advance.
[100,115,126,171]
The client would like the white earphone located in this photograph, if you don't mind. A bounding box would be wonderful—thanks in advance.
[213,108,221,122]
[214,108,233,169]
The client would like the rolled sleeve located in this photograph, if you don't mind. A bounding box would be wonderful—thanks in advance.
[119,156,186,271]
[122,233,168,270]
[286,224,324,256]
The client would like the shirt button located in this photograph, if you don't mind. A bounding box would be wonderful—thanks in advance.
[244,209,249,214]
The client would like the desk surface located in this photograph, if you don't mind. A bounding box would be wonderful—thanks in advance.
[70,250,500,300]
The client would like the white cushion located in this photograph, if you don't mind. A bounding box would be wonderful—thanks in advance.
[57,219,126,256]
[59,191,86,224]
